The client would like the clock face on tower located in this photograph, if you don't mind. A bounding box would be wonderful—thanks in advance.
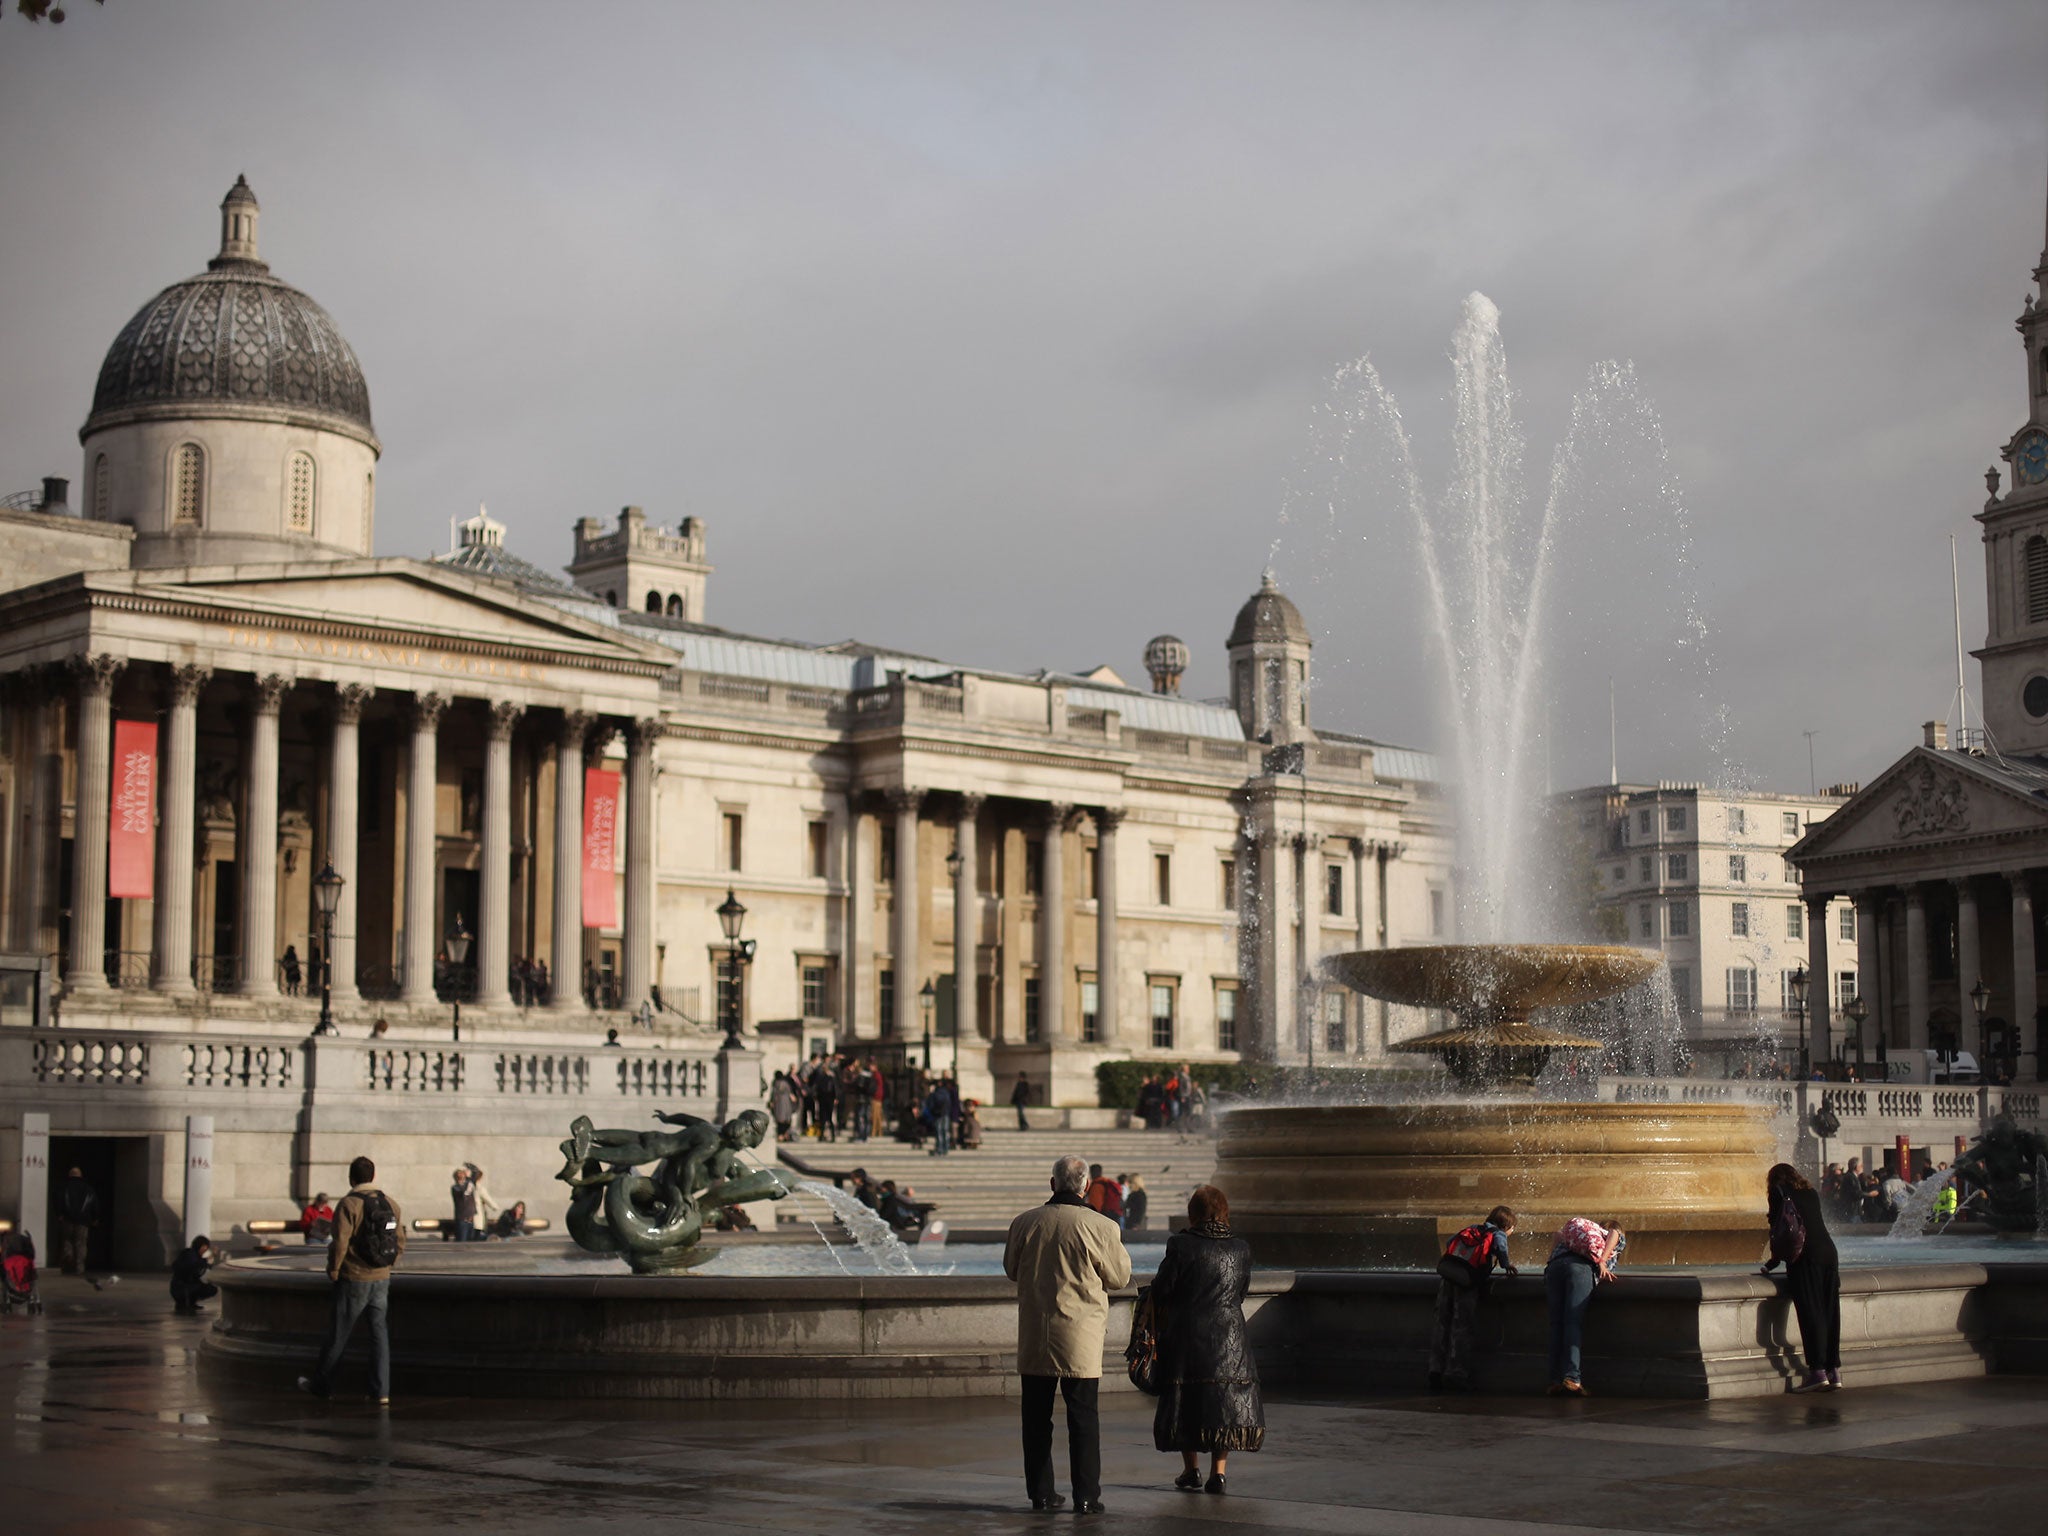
[2018,431,2048,487]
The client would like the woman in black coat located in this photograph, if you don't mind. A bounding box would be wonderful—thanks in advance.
[1150,1183,1263,1494]
[1760,1162,1840,1391]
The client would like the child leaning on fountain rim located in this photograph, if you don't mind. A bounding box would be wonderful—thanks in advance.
[1427,1205,1518,1393]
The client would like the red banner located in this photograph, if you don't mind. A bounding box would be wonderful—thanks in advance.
[109,719,157,899]
[582,767,620,928]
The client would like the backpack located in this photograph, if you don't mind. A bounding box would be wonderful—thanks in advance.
[1769,1192,1806,1264]
[1436,1223,1495,1288]
[1124,1285,1162,1395]
[350,1191,401,1269]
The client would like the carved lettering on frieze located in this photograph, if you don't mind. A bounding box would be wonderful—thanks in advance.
[1893,763,1970,839]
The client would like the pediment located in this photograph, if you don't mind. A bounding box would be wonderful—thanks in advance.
[132,558,676,671]
[1789,747,2048,867]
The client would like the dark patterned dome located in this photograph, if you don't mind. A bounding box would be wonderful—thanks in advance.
[1227,571,1310,648]
[81,178,376,449]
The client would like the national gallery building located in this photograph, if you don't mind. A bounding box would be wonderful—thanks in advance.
[0,184,1451,1258]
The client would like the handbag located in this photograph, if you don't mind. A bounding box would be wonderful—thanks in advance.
[1124,1285,1162,1395]
[1769,1193,1806,1264]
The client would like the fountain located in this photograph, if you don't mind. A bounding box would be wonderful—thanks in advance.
[1216,297,1776,1269]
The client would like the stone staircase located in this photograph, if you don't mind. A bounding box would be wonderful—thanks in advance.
[773,1123,1217,1231]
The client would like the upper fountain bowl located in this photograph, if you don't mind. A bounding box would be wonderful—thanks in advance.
[1323,943,1660,1023]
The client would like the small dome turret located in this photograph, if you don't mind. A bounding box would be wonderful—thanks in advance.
[1227,570,1310,649]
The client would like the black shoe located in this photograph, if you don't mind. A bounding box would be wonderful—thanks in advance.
[1030,1493,1067,1512]
[1426,1370,1443,1393]
[1205,1475,1226,1495]
[295,1376,330,1399]
[1077,1501,1108,1514]
[1174,1469,1202,1490]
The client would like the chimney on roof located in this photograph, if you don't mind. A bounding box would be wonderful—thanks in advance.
[39,476,68,513]
[1924,721,1949,750]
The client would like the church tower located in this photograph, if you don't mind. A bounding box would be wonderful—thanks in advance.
[1975,172,2048,753]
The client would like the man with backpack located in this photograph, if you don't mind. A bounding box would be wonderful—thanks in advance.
[1428,1204,1517,1393]
[299,1155,405,1405]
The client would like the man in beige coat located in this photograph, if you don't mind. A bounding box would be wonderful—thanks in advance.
[1004,1153,1133,1513]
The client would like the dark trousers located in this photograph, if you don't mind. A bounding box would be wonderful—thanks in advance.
[1014,1103,1030,1130]
[59,1222,90,1275]
[1021,1374,1100,1505]
[1427,1280,1479,1380]
[311,1277,391,1399]
[1786,1256,1841,1372]
[171,1279,218,1310]
[1544,1256,1597,1385]
[852,1101,871,1141]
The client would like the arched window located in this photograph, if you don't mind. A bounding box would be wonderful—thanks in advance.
[286,452,315,533]
[2027,535,2048,625]
[171,443,205,527]
[92,454,110,521]
[362,472,374,545]
[645,591,662,613]
[666,593,684,617]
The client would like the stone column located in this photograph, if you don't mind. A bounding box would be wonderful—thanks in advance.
[400,692,446,1007]
[1955,877,1983,1032]
[1904,885,1931,1054]
[152,664,209,993]
[477,700,521,1007]
[1804,893,1832,1068]
[1095,806,1123,1046]
[6,678,56,953]
[325,683,370,1002]
[952,794,982,1047]
[239,674,287,997]
[888,787,924,1037]
[2008,872,2036,1079]
[550,712,593,1009]
[65,654,124,991]
[1853,890,1881,1060]
[1041,802,1070,1042]
[621,717,659,1011]
[1250,827,1289,1060]
[849,798,874,1038]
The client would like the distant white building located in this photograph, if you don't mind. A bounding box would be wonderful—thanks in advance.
[1553,782,1859,1063]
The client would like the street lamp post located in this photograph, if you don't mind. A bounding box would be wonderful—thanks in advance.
[1969,977,1990,1077]
[1789,964,1809,1079]
[716,888,754,1051]
[918,977,936,1072]
[446,916,471,1040]
[312,861,344,1037]
[1845,994,1869,1076]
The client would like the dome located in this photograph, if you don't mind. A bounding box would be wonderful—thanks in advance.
[1227,571,1309,649]
[81,178,377,450]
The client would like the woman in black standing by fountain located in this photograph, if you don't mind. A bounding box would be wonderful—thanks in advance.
[1760,1162,1840,1391]
[1151,1184,1263,1494]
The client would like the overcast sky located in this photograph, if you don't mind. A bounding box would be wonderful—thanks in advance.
[2,1,2043,796]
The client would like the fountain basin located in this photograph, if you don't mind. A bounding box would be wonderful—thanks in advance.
[1216,1101,1777,1268]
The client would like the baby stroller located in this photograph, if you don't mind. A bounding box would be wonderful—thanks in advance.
[1,1230,42,1317]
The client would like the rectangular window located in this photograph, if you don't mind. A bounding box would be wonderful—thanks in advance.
[1216,984,1238,1052]
[1150,982,1175,1050]
[1667,853,1689,881]
[722,812,743,873]
[1220,857,1237,907]
[1731,902,1750,937]
[1840,906,1856,942]
[1669,965,1691,1009]
[1023,838,1041,895]
[807,819,828,879]
[1155,852,1172,907]
[1638,855,1652,882]
[1323,990,1345,1052]
[1639,904,1655,939]
[801,963,830,1019]
[1782,811,1801,837]
[1728,854,1746,883]
[1726,966,1757,1012]
[1637,809,1652,835]
[878,968,895,1033]
[1612,865,1625,884]
[1786,904,1804,941]
[1780,969,1804,1012]
[1666,806,1687,833]
[1429,888,1446,937]
[1326,863,1344,916]
[1728,806,1746,835]
[1668,901,1690,937]
[1081,978,1099,1044]
[1023,976,1041,1042]
[1085,846,1100,901]
[1837,970,1857,1008]
[878,824,896,883]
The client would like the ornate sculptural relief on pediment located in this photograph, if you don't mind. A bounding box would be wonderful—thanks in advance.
[1893,763,1970,839]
